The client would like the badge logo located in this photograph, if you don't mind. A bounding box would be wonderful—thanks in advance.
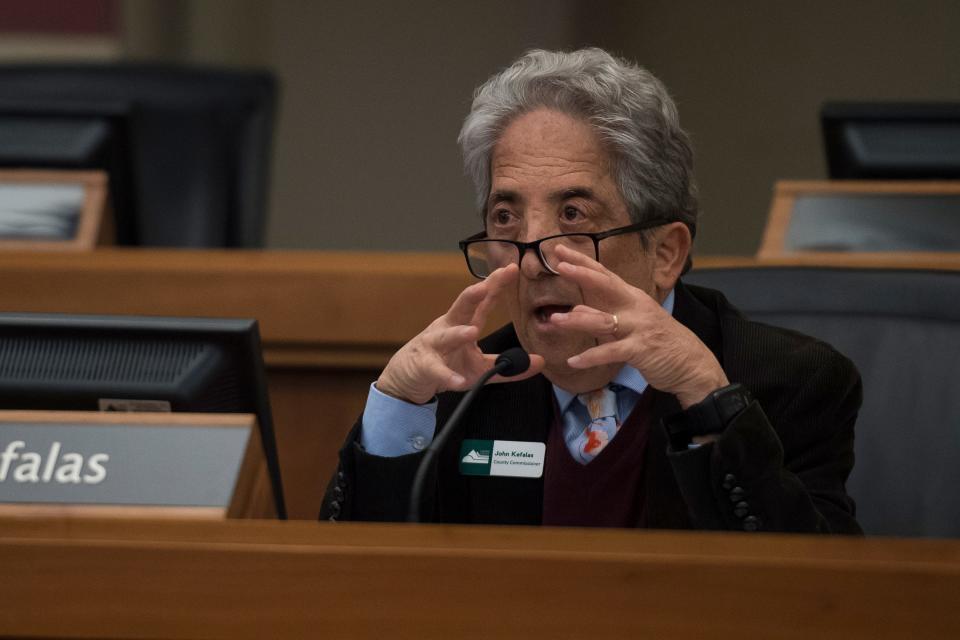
[459,440,493,476]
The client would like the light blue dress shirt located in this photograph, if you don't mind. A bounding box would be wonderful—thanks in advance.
[360,290,675,458]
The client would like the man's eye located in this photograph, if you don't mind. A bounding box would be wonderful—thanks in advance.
[562,207,584,222]
[492,210,514,225]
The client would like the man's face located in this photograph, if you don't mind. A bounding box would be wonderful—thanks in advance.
[488,108,658,389]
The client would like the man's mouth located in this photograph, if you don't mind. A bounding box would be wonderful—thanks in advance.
[535,304,573,323]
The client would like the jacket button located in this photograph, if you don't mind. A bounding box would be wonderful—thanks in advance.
[333,485,345,501]
[734,501,749,518]
[329,500,341,518]
[743,515,760,532]
[729,486,745,502]
[722,473,736,491]
[337,470,346,482]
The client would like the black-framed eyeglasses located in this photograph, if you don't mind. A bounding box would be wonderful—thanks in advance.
[458,217,678,279]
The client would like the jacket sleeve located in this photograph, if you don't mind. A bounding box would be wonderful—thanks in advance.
[320,418,437,523]
[666,351,863,534]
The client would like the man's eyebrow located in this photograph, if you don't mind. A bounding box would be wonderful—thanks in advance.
[555,187,596,202]
[487,187,597,207]
[488,189,519,206]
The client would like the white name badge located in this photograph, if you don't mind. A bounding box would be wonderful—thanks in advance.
[458,439,545,478]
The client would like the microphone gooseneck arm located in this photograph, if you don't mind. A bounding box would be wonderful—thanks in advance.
[406,348,530,523]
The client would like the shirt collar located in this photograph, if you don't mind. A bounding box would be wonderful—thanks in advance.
[552,288,675,412]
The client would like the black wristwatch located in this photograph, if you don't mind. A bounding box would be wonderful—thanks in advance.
[664,383,753,451]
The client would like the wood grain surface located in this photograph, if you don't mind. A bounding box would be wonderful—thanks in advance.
[0,517,957,639]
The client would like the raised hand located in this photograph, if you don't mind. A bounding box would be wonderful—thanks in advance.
[376,264,545,405]
[548,245,728,409]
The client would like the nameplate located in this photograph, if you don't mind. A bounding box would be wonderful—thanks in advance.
[0,411,268,517]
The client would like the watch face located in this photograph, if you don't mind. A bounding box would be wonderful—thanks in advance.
[715,384,751,424]
[665,384,752,450]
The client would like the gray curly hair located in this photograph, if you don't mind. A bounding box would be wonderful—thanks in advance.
[458,48,698,236]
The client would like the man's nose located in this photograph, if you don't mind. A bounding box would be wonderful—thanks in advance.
[518,225,553,278]
[518,244,546,278]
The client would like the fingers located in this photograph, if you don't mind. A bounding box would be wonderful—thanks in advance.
[427,358,468,391]
[444,279,492,327]
[567,341,630,370]
[553,244,611,275]
[552,245,660,316]
[378,343,471,404]
[551,245,629,306]
[446,264,518,328]
[469,265,516,328]
[425,324,479,354]
[555,258,618,292]
[549,305,618,338]
[379,265,524,404]
[431,351,546,395]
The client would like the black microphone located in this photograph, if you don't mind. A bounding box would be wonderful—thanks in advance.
[406,347,531,523]
[494,347,530,377]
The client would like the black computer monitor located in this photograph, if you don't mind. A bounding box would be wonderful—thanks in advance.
[0,64,276,247]
[822,102,960,179]
[0,313,285,519]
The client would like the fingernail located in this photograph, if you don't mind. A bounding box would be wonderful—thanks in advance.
[567,355,581,366]
[451,374,465,386]
[551,312,568,321]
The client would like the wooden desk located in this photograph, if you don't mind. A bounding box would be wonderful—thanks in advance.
[3,249,958,519]
[0,517,958,639]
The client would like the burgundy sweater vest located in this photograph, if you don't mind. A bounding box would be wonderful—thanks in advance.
[542,390,655,527]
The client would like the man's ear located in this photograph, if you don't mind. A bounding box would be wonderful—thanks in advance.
[652,222,692,292]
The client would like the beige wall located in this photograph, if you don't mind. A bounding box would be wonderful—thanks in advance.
[122,0,960,255]
[265,1,581,251]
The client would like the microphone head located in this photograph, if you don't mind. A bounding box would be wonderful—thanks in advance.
[494,347,530,377]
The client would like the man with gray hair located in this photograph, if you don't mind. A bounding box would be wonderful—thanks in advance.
[322,48,861,533]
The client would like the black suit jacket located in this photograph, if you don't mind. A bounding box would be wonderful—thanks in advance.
[321,280,863,534]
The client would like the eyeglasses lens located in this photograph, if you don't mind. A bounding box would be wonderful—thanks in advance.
[466,241,515,278]
[539,235,594,272]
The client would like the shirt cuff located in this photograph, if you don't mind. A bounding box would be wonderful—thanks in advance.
[359,382,438,457]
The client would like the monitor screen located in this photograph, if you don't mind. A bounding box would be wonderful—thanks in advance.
[822,102,960,179]
[0,313,285,519]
